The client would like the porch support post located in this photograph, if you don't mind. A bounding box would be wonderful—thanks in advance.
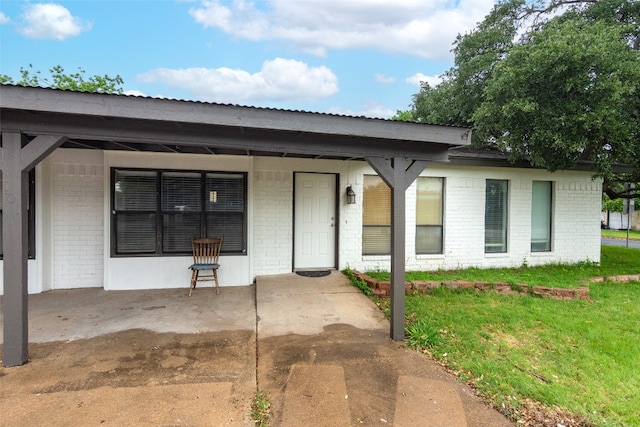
[366,156,426,341]
[1,133,67,367]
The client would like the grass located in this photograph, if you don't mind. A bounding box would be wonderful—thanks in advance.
[251,391,271,427]
[351,246,640,426]
[602,229,640,240]
[366,245,640,288]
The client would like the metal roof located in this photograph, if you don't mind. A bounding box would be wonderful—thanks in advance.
[1,85,471,162]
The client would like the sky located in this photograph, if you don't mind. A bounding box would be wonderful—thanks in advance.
[0,0,497,119]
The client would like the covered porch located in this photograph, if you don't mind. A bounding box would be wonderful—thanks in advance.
[0,85,471,366]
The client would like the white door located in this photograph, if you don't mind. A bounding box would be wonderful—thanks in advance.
[294,173,336,270]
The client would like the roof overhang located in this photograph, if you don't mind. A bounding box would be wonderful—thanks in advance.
[0,85,471,162]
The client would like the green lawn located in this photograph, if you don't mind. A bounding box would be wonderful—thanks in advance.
[353,246,640,426]
[602,229,640,240]
[366,245,640,288]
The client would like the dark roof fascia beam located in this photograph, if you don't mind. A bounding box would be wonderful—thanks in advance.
[1,110,454,162]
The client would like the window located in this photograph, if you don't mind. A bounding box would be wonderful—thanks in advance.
[416,177,444,254]
[362,175,391,255]
[0,169,36,259]
[531,181,552,252]
[485,179,508,253]
[112,168,247,256]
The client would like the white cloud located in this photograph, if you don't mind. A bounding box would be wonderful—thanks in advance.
[406,72,443,87]
[375,74,396,84]
[123,89,147,97]
[137,58,338,104]
[328,101,395,119]
[0,12,10,25]
[18,3,91,40]
[188,0,495,59]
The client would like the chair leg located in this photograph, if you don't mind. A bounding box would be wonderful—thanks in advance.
[214,269,220,295]
[189,270,198,297]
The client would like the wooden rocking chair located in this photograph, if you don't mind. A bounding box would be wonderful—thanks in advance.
[188,237,223,296]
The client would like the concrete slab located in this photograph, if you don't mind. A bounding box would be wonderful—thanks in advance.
[1,286,255,344]
[1,382,242,426]
[1,272,513,426]
[280,364,351,426]
[256,273,513,427]
[394,377,467,427]
[256,271,388,338]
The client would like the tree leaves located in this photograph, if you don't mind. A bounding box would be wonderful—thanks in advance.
[0,64,124,94]
[399,0,640,193]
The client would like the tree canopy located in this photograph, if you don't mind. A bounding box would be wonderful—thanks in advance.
[0,64,124,94]
[397,0,639,199]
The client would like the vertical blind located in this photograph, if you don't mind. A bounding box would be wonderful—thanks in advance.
[362,175,391,255]
[531,181,552,252]
[485,179,508,253]
[416,177,444,254]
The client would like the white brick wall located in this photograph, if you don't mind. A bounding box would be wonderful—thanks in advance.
[51,150,104,289]
[341,163,602,273]
[7,149,600,295]
[253,170,294,275]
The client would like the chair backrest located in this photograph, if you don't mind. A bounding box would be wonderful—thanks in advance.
[191,237,223,265]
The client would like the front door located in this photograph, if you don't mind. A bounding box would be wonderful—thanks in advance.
[294,173,337,270]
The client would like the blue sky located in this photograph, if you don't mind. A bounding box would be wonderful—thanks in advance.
[0,0,496,118]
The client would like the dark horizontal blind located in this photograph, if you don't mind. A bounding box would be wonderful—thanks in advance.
[206,173,245,252]
[162,172,202,253]
[114,170,158,254]
[114,170,157,211]
[112,169,247,256]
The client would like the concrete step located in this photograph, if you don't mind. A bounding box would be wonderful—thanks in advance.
[280,364,351,427]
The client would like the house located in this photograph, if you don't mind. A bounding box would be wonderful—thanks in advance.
[0,85,602,366]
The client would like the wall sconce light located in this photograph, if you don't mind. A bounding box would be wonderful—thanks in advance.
[346,186,356,204]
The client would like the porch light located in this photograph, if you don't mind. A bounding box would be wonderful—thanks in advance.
[346,186,356,204]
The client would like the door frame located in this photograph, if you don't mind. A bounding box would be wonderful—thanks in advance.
[292,171,340,271]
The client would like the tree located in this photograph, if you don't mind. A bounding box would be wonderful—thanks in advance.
[398,0,640,200]
[0,64,124,94]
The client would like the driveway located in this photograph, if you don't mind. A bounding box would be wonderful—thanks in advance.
[602,237,640,248]
[1,273,512,426]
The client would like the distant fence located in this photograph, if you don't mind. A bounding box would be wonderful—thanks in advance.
[602,211,639,230]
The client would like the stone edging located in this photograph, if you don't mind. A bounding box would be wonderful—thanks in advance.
[351,271,640,301]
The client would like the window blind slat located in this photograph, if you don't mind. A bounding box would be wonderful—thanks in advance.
[116,213,157,253]
[363,175,391,225]
[363,175,391,255]
[162,172,201,212]
[115,170,157,211]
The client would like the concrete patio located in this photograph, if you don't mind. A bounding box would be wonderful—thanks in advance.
[0,272,512,426]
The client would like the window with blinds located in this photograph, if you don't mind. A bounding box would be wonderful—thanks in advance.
[362,175,391,255]
[416,177,444,254]
[112,169,246,256]
[531,181,553,252]
[485,179,508,253]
